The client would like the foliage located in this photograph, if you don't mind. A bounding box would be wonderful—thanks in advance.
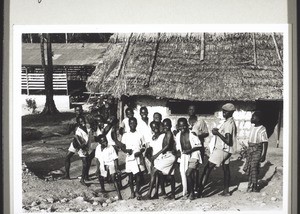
[22,33,113,43]
[25,98,37,114]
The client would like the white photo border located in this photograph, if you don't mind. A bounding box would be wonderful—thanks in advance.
[12,24,290,214]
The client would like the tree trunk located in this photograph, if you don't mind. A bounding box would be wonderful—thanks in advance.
[41,34,59,115]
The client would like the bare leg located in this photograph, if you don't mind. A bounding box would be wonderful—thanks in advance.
[153,171,160,199]
[128,173,135,199]
[186,168,195,200]
[146,168,159,199]
[135,172,142,200]
[112,173,122,200]
[98,175,106,192]
[63,151,74,179]
[80,157,88,186]
[159,172,166,196]
[195,168,199,194]
[169,175,176,199]
[86,149,95,180]
[198,162,215,197]
[219,164,231,196]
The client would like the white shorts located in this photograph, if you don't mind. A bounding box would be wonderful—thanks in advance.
[209,148,231,167]
[154,152,176,175]
[125,159,145,175]
[99,164,116,178]
[68,142,89,158]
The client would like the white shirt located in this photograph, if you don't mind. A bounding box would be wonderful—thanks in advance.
[120,118,130,133]
[75,126,90,144]
[95,144,118,166]
[122,131,145,161]
[149,134,165,158]
[137,118,152,145]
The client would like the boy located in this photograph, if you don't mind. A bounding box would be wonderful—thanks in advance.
[152,112,164,133]
[95,134,122,200]
[119,107,134,135]
[146,119,177,199]
[116,117,146,200]
[187,105,209,194]
[65,115,92,186]
[137,107,152,173]
[199,103,237,197]
[175,118,202,200]
[243,111,268,192]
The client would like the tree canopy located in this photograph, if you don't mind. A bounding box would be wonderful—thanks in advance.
[22,33,113,43]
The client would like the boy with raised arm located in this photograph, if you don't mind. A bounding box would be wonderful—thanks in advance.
[63,105,84,180]
[65,115,92,186]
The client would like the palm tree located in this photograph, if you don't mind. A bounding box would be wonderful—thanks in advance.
[40,33,59,115]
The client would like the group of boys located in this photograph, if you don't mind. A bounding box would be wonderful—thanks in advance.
[63,102,268,200]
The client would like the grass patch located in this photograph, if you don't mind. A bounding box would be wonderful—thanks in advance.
[22,112,75,127]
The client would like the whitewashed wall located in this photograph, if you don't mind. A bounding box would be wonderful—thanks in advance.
[128,97,281,152]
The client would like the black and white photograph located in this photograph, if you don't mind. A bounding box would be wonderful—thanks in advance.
[13,26,289,213]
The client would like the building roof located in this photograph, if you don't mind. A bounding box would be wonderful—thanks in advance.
[86,33,283,101]
[22,43,109,66]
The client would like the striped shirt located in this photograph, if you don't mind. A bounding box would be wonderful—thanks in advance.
[248,125,268,144]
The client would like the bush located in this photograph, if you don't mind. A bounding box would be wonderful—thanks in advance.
[25,98,37,114]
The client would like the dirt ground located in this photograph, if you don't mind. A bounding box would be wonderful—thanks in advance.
[22,113,284,213]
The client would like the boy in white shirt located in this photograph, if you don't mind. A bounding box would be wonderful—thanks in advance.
[95,134,122,200]
[116,117,146,200]
[66,115,92,186]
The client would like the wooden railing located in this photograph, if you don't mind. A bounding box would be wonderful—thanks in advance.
[21,73,68,95]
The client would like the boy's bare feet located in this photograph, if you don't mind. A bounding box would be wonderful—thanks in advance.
[136,194,142,200]
[61,174,71,180]
[189,194,196,200]
[80,179,88,186]
[129,192,135,199]
[143,195,152,200]
[218,191,231,196]
[99,189,107,193]
[152,194,159,199]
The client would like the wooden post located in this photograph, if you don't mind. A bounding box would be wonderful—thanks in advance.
[200,33,205,61]
[116,33,133,78]
[145,33,160,87]
[276,110,282,148]
[272,33,283,66]
[252,33,257,66]
[25,67,30,95]
[118,97,124,127]
[65,66,69,95]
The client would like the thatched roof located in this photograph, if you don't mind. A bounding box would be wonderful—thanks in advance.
[22,43,109,66]
[86,33,283,101]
